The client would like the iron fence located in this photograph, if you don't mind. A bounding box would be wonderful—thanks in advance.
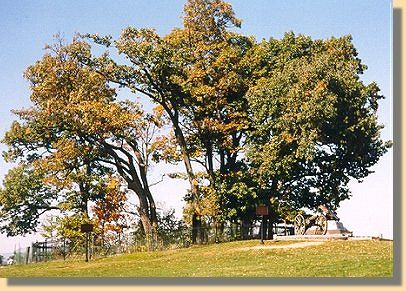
[5,222,294,265]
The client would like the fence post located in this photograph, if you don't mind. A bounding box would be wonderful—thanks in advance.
[34,243,37,263]
[63,237,66,261]
[45,240,48,262]
[85,233,89,262]
[25,247,30,265]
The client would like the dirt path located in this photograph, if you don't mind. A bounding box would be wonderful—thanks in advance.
[240,241,324,251]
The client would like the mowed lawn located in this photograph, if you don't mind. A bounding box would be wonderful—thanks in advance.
[0,239,393,277]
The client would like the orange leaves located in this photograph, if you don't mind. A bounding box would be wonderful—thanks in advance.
[46,100,52,114]
[24,127,31,136]
[281,132,294,144]
[192,179,199,187]
[92,176,128,235]
[316,80,327,92]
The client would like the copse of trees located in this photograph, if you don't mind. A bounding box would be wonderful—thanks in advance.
[0,0,390,244]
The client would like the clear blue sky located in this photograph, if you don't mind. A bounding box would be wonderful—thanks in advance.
[0,0,392,254]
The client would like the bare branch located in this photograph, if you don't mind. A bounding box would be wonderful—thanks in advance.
[148,174,166,188]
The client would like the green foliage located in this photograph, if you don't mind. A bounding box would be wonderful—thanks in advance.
[42,214,95,241]
[215,163,259,222]
[246,32,391,211]
[155,208,186,246]
[0,164,59,236]
[41,213,99,256]
[0,0,391,237]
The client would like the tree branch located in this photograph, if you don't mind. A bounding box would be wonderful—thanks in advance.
[149,174,166,188]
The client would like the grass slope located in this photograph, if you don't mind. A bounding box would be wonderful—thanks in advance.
[0,239,393,277]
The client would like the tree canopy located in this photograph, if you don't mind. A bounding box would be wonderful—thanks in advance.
[0,40,166,242]
[246,32,391,212]
[0,0,390,243]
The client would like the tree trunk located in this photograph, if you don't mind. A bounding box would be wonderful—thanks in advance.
[128,182,157,250]
[261,216,268,241]
[139,162,159,248]
[268,179,279,240]
[241,218,250,240]
[191,213,201,244]
[173,124,199,202]
[268,215,275,240]
[207,143,215,184]
[171,119,203,244]
[146,191,159,248]
[138,207,153,249]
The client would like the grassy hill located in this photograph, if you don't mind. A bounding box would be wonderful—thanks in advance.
[0,239,393,277]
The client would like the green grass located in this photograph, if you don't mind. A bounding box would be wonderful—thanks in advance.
[0,239,393,277]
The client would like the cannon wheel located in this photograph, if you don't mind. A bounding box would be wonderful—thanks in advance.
[294,214,306,235]
[315,214,328,235]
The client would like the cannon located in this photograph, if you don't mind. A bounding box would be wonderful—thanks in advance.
[294,205,339,235]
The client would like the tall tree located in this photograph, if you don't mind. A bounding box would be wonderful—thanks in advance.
[71,0,254,242]
[1,41,165,242]
[246,32,391,218]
